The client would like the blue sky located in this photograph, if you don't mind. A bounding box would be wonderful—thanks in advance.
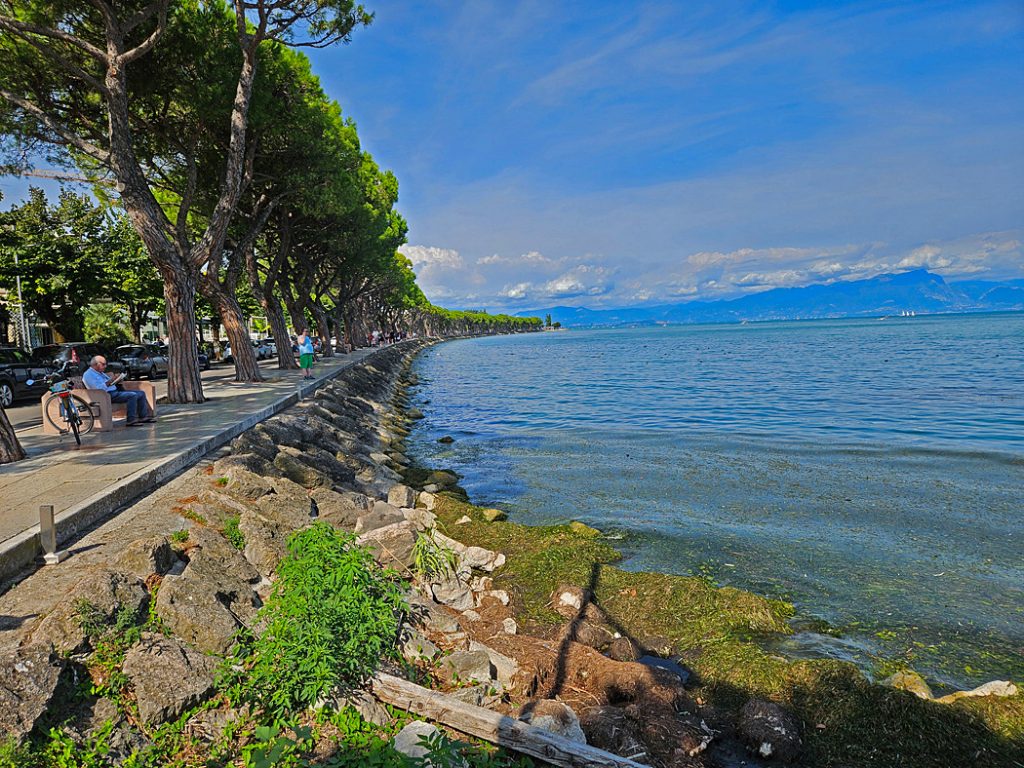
[3,1,1022,312]
[307,0,1024,310]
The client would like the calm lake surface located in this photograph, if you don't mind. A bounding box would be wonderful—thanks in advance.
[405,313,1024,690]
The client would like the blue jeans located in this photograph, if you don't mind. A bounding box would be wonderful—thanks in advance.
[109,390,151,422]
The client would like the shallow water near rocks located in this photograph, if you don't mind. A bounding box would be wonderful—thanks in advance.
[406,313,1024,690]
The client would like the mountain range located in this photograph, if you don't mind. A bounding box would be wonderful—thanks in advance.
[519,269,1024,328]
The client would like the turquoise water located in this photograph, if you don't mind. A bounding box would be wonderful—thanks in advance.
[406,313,1024,690]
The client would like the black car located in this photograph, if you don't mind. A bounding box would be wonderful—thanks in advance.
[153,342,211,371]
[29,343,125,378]
[0,346,53,408]
[114,343,169,379]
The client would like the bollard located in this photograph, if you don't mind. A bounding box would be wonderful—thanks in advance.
[40,505,69,565]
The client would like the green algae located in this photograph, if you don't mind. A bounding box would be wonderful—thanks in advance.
[423,491,1024,767]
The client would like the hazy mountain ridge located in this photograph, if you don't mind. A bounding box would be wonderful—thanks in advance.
[521,270,1024,327]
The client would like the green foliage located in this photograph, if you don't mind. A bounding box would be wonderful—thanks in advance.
[0,736,33,767]
[82,304,131,349]
[40,721,115,768]
[224,514,246,551]
[411,531,459,581]
[168,529,189,547]
[76,600,143,702]
[226,523,406,718]
[242,723,313,768]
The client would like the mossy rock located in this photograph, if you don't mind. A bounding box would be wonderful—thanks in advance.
[481,508,507,522]
[568,520,601,537]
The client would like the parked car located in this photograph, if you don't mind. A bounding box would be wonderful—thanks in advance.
[29,343,124,378]
[253,340,271,360]
[114,344,168,379]
[0,346,53,407]
[258,338,277,356]
[153,342,212,371]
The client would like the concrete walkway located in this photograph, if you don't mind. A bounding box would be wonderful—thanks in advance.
[0,350,376,581]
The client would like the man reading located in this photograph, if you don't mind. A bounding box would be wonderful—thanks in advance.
[82,356,156,426]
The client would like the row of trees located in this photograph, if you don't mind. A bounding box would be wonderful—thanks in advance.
[0,1,539,463]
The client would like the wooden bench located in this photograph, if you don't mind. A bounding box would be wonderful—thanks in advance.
[40,379,157,434]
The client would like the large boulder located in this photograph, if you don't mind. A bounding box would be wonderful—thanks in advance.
[356,521,417,570]
[0,643,63,742]
[354,501,405,534]
[312,487,371,531]
[122,633,217,725]
[387,484,418,509]
[113,536,177,580]
[430,575,475,611]
[29,569,148,654]
[273,450,333,489]
[468,641,520,688]
[155,548,261,655]
[737,699,802,762]
[392,721,442,765]
[230,428,279,462]
[212,455,278,500]
[441,649,494,685]
[881,669,933,700]
[186,526,261,585]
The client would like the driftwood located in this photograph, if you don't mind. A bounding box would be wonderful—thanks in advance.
[370,672,649,768]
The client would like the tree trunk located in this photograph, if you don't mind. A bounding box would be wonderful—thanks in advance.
[201,277,262,383]
[0,406,26,464]
[311,304,333,358]
[162,268,205,403]
[266,303,296,370]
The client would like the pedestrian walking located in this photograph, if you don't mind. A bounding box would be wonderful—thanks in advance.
[297,328,315,380]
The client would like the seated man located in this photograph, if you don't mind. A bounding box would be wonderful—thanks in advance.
[82,355,156,426]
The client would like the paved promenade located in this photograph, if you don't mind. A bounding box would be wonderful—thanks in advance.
[0,350,376,581]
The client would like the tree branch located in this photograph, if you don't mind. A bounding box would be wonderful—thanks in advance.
[0,14,109,62]
[0,90,111,165]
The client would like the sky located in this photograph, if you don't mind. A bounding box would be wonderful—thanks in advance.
[4,1,1023,312]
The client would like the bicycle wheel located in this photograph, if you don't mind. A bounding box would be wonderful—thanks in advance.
[44,394,96,438]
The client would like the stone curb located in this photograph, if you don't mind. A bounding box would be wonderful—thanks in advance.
[0,361,353,583]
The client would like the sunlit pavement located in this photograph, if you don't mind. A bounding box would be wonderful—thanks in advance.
[0,349,378,578]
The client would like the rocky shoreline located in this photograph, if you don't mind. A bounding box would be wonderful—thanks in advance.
[1,339,1021,767]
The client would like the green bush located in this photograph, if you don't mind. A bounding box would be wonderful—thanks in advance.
[228,523,406,718]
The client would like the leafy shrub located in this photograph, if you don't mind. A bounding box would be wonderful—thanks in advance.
[411,531,459,580]
[227,523,406,717]
[224,515,245,551]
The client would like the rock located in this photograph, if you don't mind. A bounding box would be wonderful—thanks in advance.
[426,470,458,487]
[455,515,471,525]
[606,636,643,662]
[551,585,592,619]
[187,526,262,585]
[355,501,405,533]
[114,536,176,579]
[432,532,505,572]
[330,689,392,726]
[469,641,520,688]
[502,618,518,635]
[400,628,441,663]
[122,633,217,725]
[407,408,425,420]
[437,435,454,443]
[406,593,460,634]
[387,484,418,508]
[419,491,438,510]
[431,575,475,611]
[273,451,333,489]
[356,521,417,570]
[568,521,601,537]
[0,643,63,742]
[881,670,933,700]
[641,635,675,657]
[442,649,495,685]
[477,589,511,607]
[312,487,372,531]
[237,509,289,579]
[936,680,1019,704]
[519,700,587,744]
[403,507,437,531]
[423,483,441,494]
[185,706,247,744]
[563,619,613,650]
[448,681,503,708]
[462,609,482,622]
[279,445,357,487]
[212,455,279,499]
[481,508,507,522]
[230,428,279,462]
[469,575,494,592]
[737,699,802,762]
[30,569,148,654]
[155,549,262,655]
[392,721,439,763]
[369,451,392,466]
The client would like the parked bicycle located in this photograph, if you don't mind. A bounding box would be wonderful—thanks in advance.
[30,363,96,445]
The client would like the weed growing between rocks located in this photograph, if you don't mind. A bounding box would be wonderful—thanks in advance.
[224,523,407,719]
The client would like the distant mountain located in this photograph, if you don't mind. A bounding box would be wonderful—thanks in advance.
[520,270,1024,328]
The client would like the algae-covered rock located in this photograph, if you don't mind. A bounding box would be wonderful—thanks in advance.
[881,669,934,700]
[481,508,507,522]
[568,520,601,537]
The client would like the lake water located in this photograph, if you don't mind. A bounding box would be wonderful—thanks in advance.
[405,313,1024,690]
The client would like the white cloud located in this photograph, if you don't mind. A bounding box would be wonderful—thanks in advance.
[399,245,463,269]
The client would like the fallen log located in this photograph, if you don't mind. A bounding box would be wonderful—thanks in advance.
[370,672,650,768]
